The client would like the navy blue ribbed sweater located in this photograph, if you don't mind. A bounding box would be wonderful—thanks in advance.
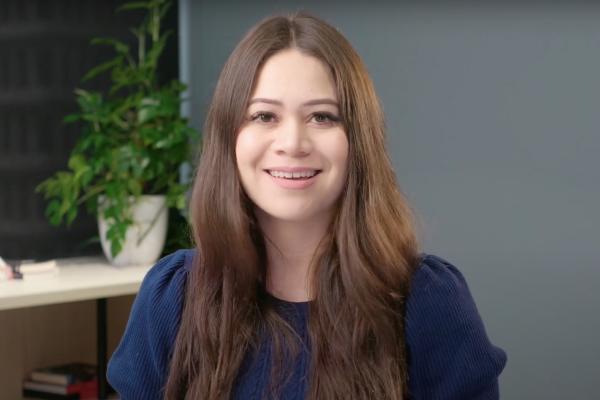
[107,249,507,399]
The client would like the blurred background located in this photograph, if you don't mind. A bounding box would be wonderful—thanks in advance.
[2,0,599,399]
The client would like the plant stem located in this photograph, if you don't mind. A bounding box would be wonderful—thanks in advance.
[76,184,107,206]
[152,6,160,43]
[138,31,145,65]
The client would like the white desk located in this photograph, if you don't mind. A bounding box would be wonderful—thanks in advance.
[0,257,153,399]
[0,257,152,311]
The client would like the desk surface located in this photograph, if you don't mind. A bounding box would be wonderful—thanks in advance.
[0,257,152,311]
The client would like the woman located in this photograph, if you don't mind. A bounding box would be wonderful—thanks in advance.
[107,12,507,400]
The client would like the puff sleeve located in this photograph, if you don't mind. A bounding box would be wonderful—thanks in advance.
[107,249,193,400]
[405,254,507,400]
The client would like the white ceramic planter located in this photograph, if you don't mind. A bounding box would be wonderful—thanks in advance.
[98,195,168,266]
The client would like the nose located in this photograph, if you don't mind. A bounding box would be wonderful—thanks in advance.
[273,119,312,156]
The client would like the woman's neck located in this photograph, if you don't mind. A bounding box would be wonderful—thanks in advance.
[256,210,331,302]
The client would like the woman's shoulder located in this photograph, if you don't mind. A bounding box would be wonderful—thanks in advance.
[407,253,473,308]
[107,249,196,397]
[405,253,507,399]
[143,248,195,284]
[132,248,195,327]
[134,248,195,315]
[405,252,500,340]
[133,247,196,342]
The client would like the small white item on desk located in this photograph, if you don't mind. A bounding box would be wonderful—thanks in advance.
[0,257,59,280]
[19,260,58,274]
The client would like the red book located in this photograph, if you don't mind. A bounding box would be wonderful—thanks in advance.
[23,378,97,399]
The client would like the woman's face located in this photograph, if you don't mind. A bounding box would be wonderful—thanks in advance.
[236,48,349,224]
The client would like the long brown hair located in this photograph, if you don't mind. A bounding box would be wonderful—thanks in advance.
[165,12,421,400]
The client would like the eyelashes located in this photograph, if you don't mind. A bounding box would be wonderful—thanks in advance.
[312,112,341,124]
[248,111,341,126]
[249,112,277,123]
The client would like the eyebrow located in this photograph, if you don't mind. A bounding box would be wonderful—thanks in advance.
[248,98,339,108]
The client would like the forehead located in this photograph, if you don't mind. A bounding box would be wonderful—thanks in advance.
[251,48,337,102]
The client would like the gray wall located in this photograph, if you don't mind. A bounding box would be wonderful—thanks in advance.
[179,1,600,399]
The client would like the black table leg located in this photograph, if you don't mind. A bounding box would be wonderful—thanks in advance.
[97,298,107,399]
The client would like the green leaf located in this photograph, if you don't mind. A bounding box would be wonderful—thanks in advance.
[66,207,78,225]
[106,217,131,257]
[91,38,130,55]
[143,31,171,69]
[158,2,171,19]
[82,57,123,82]
[80,169,94,187]
[127,179,142,197]
[63,113,80,123]
[68,154,87,172]
[46,200,61,225]
[137,96,161,124]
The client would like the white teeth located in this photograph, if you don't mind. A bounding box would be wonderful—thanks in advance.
[268,170,318,179]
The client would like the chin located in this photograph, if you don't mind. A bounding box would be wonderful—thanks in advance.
[262,210,315,223]
[256,205,322,224]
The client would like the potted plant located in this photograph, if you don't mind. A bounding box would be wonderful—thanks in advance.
[36,0,197,266]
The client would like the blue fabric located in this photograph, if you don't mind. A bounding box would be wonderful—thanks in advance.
[107,249,507,399]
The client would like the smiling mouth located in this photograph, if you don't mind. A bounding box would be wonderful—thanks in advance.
[264,170,322,180]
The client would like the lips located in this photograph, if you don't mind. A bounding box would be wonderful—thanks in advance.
[263,169,321,189]
[266,170,321,179]
[264,166,322,179]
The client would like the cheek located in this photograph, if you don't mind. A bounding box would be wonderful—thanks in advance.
[235,129,260,169]
[329,131,350,173]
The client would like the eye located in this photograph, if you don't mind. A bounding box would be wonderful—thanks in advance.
[250,112,277,123]
[311,112,340,125]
